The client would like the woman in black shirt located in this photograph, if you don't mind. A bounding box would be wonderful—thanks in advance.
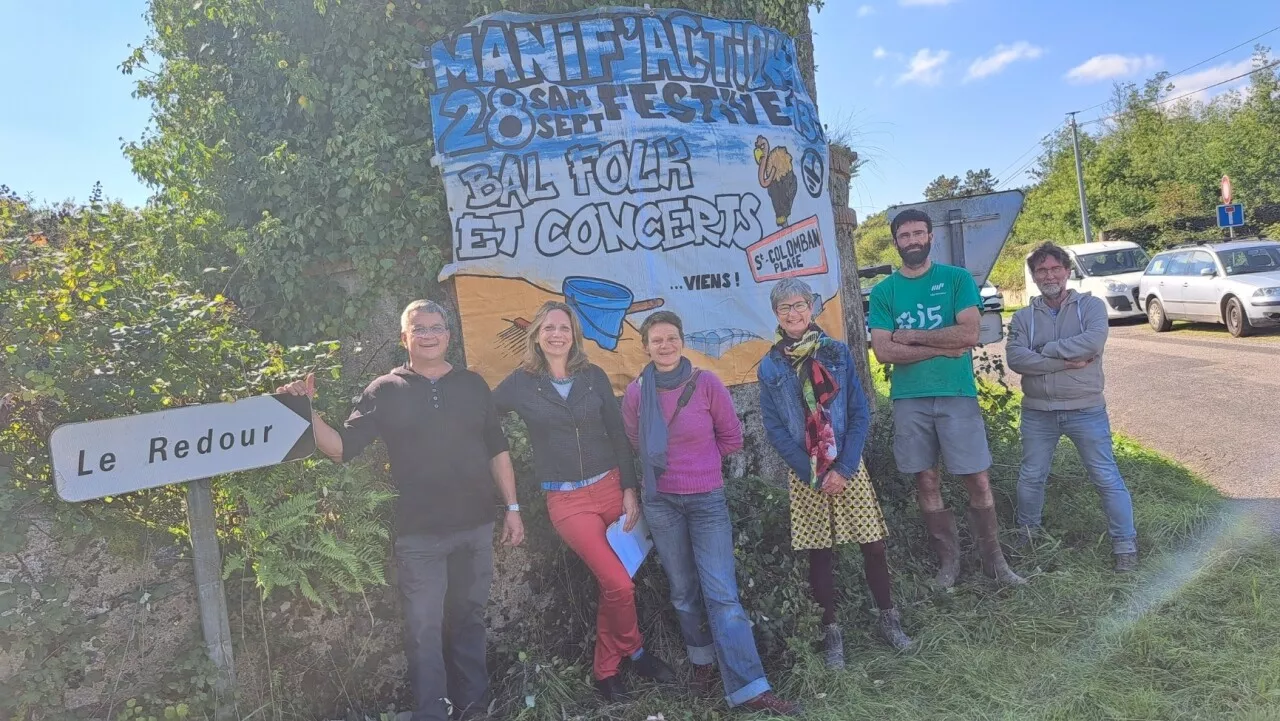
[495,301,674,701]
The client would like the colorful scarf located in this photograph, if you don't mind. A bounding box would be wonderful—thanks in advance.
[775,323,839,486]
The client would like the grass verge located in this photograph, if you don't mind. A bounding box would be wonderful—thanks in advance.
[501,366,1279,721]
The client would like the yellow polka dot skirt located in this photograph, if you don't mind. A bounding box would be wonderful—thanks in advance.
[787,463,888,550]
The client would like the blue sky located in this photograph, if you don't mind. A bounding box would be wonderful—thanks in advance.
[2,0,1278,211]
[812,0,1280,216]
[0,1,152,207]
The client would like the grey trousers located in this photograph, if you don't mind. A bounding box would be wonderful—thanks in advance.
[394,522,494,721]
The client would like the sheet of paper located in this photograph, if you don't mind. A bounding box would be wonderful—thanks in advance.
[606,513,653,578]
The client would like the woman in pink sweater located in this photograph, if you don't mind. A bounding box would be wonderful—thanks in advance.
[622,311,800,717]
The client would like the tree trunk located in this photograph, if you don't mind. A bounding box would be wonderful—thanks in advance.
[829,145,875,411]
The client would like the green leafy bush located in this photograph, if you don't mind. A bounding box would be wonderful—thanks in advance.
[1,190,393,716]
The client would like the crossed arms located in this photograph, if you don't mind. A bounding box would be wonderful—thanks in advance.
[1005,300,1109,375]
[870,306,980,366]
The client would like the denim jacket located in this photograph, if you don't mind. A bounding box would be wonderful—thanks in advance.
[757,339,871,485]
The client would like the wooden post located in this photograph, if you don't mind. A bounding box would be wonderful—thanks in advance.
[829,145,877,411]
[186,478,237,720]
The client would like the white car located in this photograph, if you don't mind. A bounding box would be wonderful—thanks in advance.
[1024,240,1149,320]
[980,282,1004,312]
[1138,239,1280,337]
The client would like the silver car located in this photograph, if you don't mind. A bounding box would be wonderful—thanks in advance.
[1138,239,1280,337]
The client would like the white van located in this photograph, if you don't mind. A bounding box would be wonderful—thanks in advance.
[1024,240,1149,319]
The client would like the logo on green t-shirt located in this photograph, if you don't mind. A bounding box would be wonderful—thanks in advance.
[867,263,982,400]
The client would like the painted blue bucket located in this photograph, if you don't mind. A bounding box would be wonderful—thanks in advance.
[562,276,634,351]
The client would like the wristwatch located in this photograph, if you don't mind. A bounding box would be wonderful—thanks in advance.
[506,504,520,513]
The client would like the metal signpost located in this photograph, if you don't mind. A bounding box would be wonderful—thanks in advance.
[1219,174,1244,238]
[49,393,316,719]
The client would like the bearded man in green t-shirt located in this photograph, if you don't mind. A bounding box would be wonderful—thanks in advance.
[868,209,1025,588]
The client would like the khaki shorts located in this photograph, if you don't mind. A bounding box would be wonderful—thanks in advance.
[892,396,992,475]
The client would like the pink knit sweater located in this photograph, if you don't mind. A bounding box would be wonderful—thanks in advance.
[621,370,743,494]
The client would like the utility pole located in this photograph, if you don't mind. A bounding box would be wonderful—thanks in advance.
[1068,112,1094,243]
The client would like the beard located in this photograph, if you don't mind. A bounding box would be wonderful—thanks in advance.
[1036,280,1065,299]
[897,239,932,268]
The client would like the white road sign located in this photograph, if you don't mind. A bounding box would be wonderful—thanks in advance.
[50,394,315,502]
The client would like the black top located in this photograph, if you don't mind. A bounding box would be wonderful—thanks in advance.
[340,365,509,535]
[494,364,638,490]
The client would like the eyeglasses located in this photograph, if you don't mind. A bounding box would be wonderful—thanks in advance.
[409,324,449,338]
[1033,265,1067,277]
[775,300,811,316]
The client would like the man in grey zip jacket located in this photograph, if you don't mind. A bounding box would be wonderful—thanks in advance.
[1007,242,1139,572]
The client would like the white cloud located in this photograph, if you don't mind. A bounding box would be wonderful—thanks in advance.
[1065,54,1161,84]
[965,41,1044,81]
[898,48,950,85]
[900,0,956,6]
[873,46,888,60]
[857,4,876,17]
[1165,58,1255,105]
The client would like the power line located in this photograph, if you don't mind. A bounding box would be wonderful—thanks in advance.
[974,30,1279,196]
[994,125,1061,189]
[1069,23,1280,116]
[1164,23,1280,79]
[1080,58,1280,127]
[996,56,1280,190]
[996,152,1044,191]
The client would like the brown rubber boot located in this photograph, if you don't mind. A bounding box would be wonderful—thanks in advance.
[967,505,1028,586]
[923,509,961,588]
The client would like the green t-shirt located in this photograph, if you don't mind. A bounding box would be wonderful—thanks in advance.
[867,263,982,400]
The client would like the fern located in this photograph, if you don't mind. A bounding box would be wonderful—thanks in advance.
[217,458,393,611]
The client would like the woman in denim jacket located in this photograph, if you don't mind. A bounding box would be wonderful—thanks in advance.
[757,278,911,669]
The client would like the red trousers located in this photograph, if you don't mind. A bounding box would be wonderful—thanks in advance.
[545,469,643,680]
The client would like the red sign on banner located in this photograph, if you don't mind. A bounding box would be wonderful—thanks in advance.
[745,215,829,283]
[1221,175,1233,205]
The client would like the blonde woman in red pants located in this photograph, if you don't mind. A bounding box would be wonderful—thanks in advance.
[494,301,675,702]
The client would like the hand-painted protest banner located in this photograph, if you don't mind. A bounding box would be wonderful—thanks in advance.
[426,7,843,389]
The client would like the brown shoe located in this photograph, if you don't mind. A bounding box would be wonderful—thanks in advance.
[691,663,718,697]
[741,692,803,716]
[1114,551,1139,573]
[967,506,1027,586]
[923,509,961,588]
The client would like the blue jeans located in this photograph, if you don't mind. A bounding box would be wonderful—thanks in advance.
[1016,406,1138,554]
[644,488,770,707]
[394,523,494,721]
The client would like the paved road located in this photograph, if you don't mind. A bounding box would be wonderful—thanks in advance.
[986,319,1280,501]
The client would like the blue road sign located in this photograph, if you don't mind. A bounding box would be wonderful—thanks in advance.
[1217,203,1245,228]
